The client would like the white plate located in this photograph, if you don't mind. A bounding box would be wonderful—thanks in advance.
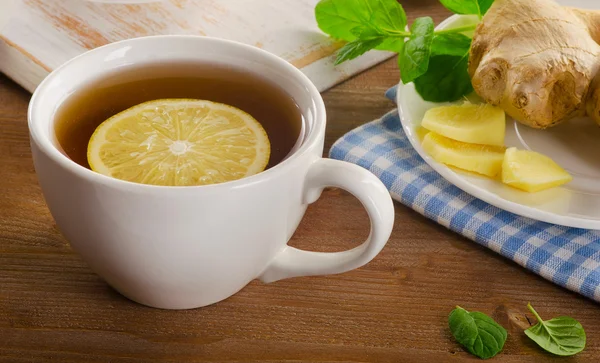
[397,2,600,230]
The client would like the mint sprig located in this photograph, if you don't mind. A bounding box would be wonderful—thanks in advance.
[315,0,492,102]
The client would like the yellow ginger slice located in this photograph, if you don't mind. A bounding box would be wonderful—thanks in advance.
[422,132,505,177]
[421,103,506,146]
[502,148,573,193]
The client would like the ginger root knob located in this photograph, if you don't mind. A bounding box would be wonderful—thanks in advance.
[468,0,600,129]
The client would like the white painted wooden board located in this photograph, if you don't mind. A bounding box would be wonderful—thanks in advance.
[0,0,394,93]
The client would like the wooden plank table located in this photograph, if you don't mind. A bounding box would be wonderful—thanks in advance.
[1,1,600,362]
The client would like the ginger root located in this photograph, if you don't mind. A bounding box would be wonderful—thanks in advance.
[469,0,600,129]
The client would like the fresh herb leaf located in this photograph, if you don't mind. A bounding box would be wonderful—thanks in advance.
[315,0,372,41]
[448,306,507,360]
[375,37,406,53]
[369,0,408,35]
[350,26,379,38]
[478,0,494,15]
[399,17,435,83]
[430,33,472,56]
[315,0,408,42]
[414,54,473,102]
[315,0,494,102]
[348,26,405,54]
[335,37,385,65]
[439,0,478,15]
[439,0,494,17]
[524,303,586,357]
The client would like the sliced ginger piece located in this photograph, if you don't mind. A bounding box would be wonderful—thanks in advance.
[415,126,430,141]
[422,132,505,177]
[501,148,572,193]
[421,103,506,146]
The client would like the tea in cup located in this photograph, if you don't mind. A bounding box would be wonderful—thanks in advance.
[28,35,395,309]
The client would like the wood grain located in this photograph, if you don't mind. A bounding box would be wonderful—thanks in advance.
[2,2,600,363]
[0,0,393,93]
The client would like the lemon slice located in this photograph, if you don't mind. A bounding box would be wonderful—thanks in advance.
[88,99,270,186]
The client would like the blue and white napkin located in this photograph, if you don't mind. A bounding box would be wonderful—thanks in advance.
[330,87,600,302]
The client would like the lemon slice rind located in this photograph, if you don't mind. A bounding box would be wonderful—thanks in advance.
[87,99,270,186]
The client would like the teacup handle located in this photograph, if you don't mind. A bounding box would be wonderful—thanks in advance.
[259,158,395,283]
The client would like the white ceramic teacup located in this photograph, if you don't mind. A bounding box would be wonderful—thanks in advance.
[28,35,395,309]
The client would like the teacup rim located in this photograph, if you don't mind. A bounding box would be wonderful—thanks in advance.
[28,35,326,192]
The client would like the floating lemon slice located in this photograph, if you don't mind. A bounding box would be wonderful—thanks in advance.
[88,99,270,186]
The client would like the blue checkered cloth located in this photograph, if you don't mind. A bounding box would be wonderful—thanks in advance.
[329,87,600,302]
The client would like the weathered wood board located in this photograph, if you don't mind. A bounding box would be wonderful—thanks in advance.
[0,0,394,93]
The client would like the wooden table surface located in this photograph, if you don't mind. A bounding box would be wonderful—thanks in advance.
[2,1,600,362]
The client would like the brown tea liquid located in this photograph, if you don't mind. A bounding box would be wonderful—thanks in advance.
[54,62,303,170]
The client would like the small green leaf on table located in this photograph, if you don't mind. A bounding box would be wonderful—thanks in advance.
[449,306,507,360]
[524,303,586,357]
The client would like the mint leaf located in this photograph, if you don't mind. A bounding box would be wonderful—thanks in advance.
[335,37,384,65]
[350,26,381,38]
[478,0,494,15]
[349,26,404,53]
[369,0,407,34]
[439,0,478,15]
[414,53,473,102]
[376,37,405,53]
[439,0,494,16]
[315,0,488,101]
[315,0,408,42]
[366,0,407,52]
[315,0,371,41]
[399,17,434,83]
[449,306,507,360]
[431,33,472,56]
[525,303,586,356]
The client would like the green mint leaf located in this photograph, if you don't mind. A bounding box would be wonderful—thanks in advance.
[439,0,494,16]
[350,26,381,38]
[525,303,586,357]
[315,0,408,42]
[399,17,434,84]
[368,0,408,52]
[430,33,472,56]
[376,38,405,53]
[478,0,494,15]
[335,38,384,65]
[414,53,473,102]
[315,0,371,41]
[448,306,507,360]
[352,26,404,53]
[439,0,478,15]
[369,0,407,34]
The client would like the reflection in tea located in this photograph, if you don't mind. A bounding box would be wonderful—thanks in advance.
[54,62,303,171]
